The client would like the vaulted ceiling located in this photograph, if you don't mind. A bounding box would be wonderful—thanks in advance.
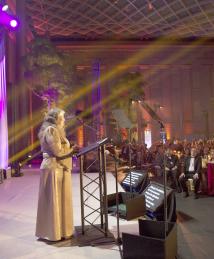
[25,0,214,41]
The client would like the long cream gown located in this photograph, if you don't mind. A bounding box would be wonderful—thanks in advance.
[35,126,73,241]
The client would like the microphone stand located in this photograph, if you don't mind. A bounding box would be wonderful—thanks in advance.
[66,115,100,139]
[160,125,168,238]
[76,117,102,141]
[128,128,133,193]
[163,152,168,238]
[112,153,123,246]
[81,120,99,134]
[105,150,122,257]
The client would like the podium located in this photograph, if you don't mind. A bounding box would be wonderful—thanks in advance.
[76,138,115,245]
[207,163,214,195]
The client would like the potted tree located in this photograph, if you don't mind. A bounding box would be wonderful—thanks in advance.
[23,36,74,110]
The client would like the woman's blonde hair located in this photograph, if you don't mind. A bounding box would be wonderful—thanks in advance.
[38,108,65,140]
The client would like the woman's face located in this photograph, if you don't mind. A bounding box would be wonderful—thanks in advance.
[56,112,65,128]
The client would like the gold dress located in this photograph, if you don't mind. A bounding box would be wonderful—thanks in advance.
[35,126,73,241]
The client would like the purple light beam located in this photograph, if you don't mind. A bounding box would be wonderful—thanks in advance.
[0,40,8,169]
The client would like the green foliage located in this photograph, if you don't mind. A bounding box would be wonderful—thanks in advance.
[22,36,73,105]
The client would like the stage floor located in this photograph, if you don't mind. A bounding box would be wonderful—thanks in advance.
[0,168,214,259]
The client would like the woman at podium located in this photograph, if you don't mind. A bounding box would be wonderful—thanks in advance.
[36,108,78,241]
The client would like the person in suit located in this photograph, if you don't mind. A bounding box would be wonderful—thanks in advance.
[179,147,202,199]
[153,145,164,177]
[164,147,180,192]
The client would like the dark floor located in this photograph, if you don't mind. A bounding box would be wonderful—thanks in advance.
[176,192,214,259]
[115,169,214,259]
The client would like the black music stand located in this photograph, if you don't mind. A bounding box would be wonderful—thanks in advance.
[75,137,116,246]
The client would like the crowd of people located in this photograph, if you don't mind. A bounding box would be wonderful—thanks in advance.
[115,138,214,199]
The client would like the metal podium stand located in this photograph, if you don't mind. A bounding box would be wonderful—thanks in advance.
[76,137,114,246]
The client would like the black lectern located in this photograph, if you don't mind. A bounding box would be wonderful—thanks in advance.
[76,137,114,245]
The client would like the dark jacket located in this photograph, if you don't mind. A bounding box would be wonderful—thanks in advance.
[165,154,178,170]
[184,155,202,175]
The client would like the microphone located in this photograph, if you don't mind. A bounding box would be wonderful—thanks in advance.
[66,113,99,135]
[65,114,75,120]
[66,114,84,123]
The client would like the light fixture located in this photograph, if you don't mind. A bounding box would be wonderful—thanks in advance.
[0,4,19,29]
[11,161,23,177]
[10,19,18,28]
[1,4,8,11]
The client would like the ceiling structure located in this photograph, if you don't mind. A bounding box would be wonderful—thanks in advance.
[25,0,214,41]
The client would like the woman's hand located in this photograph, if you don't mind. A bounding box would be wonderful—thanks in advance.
[72,145,80,154]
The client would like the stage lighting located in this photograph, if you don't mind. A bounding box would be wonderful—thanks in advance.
[10,19,18,28]
[11,161,23,177]
[0,5,19,30]
[2,5,8,11]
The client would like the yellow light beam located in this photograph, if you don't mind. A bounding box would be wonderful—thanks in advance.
[8,38,170,138]
[8,35,206,144]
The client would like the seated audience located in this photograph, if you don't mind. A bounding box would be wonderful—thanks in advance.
[179,147,202,199]
[165,147,180,192]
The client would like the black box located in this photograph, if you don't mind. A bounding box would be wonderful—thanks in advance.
[107,192,146,220]
[122,219,177,259]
